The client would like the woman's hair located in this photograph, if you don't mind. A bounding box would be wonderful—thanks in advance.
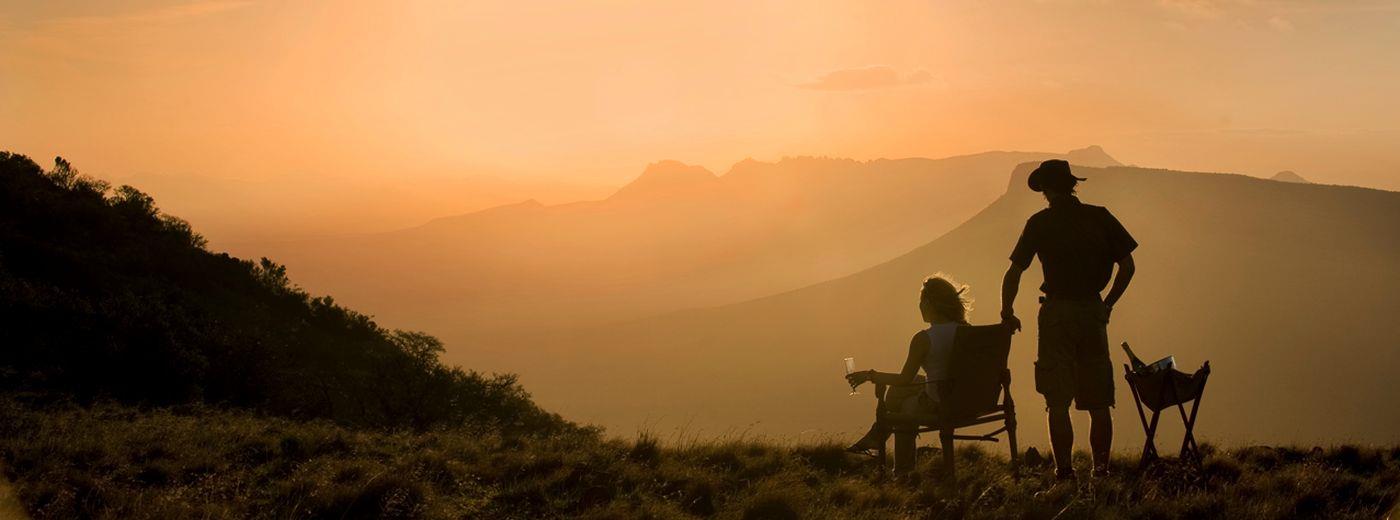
[920,273,973,325]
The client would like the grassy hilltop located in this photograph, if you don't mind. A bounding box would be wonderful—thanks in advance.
[2,397,1397,519]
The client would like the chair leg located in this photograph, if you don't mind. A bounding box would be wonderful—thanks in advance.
[1006,414,1019,474]
[877,439,887,469]
[1178,399,1203,464]
[1128,378,1155,468]
[1180,382,1207,465]
[1140,409,1161,468]
[940,429,956,485]
[893,429,916,475]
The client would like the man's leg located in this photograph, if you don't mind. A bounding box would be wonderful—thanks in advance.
[1047,404,1074,477]
[1080,300,1115,473]
[1037,302,1077,478]
[1089,407,1112,471]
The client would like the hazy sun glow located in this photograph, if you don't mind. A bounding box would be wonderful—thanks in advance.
[3,0,1399,238]
[5,0,1400,455]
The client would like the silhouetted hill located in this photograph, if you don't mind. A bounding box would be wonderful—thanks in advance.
[1271,170,1310,183]
[505,164,1400,448]
[0,152,569,433]
[231,148,1120,352]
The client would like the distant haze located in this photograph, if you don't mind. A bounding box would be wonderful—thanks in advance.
[4,1,1400,245]
[4,1,1400,453]
[477,163,1400,448]
[227,147,1120,347]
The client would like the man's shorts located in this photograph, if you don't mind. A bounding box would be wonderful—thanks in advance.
[1035,299,1114,410]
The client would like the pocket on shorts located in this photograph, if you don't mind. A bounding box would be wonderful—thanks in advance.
[1033,361,1055,396]
[1033,361,1047,394]
[1038,306,1063,328]
[1034,361,1072,406]
[1074,355,1116,409]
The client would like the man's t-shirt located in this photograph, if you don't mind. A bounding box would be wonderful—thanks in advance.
[1009,196,1137,299]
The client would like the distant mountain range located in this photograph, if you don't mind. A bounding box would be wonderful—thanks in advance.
[120,170,612,243]
[230,147,1121,347]
[499,163,1400,447]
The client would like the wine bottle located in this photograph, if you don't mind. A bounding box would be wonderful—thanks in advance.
[1121,342,1150,374]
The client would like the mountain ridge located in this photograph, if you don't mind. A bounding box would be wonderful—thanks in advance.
[608,160,721,201]
[405,148,1124,233]
[496,163,1400,449]
[229,148,1121,351]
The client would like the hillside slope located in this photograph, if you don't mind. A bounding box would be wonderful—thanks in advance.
[230,147,1120,351]
[502,163,1400,447]
[0,152,567,432]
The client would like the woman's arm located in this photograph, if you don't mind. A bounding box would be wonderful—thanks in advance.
[849,332,928,387]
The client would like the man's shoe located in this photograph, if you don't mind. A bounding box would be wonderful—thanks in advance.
[1091,465,1112,479]
[1033,469,1077,498]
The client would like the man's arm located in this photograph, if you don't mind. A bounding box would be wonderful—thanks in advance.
[1000,261,1029,332]
[1098,207,1137,313]
[1004,218,1037,333]
[1103,253,1135,311]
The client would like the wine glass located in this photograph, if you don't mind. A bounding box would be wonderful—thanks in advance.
[843,357,860,396]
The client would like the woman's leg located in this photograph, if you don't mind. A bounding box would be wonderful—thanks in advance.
[848,421,893,452]
[848,385,922,452]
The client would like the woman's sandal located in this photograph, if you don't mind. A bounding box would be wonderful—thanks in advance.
[845,446,880,457]
[845,438,883,457]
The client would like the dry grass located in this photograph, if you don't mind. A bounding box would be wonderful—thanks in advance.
[0,397,1396,519]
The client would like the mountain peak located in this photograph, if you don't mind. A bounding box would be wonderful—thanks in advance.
[609,161,719,201]
[1065,145,1122,167]
[1271,170,1310,183]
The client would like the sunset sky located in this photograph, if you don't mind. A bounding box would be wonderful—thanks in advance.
[3,0,1398,230]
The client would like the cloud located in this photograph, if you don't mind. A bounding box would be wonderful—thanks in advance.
[798,66,933,91]
[1157,0,1225,19]
[1267,16,1295,32]
[46,1,253,28]
[0,1,254,65]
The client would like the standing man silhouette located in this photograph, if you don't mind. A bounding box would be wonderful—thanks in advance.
[1000,159,1136,480]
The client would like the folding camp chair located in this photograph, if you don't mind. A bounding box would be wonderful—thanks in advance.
[871,323,1018,483]
[1123,361,1211,467]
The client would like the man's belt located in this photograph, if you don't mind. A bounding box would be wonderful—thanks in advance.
[1039,293,1102,303]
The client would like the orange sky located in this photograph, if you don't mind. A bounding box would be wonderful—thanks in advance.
[3,0,1398,228]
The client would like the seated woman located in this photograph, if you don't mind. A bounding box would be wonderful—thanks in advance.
[844,273,972,455]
